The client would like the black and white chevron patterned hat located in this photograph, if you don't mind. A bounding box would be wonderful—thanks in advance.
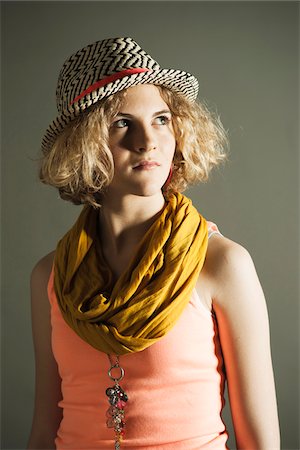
[41,36,199,152]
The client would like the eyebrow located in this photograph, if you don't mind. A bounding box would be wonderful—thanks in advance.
[116,109,171,118]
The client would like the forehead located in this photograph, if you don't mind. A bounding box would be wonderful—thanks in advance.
[119,84,169,111]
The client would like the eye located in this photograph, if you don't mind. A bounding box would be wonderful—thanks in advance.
[112,118,129,128]
[153,115,171,125]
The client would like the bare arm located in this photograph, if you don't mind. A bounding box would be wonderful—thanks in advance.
[207,236,280,449]
[27,251,63,450]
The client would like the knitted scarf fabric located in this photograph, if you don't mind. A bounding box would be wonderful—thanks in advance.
[54,192,208,355]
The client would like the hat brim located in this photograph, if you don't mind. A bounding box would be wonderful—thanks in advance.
[41,68,198,153]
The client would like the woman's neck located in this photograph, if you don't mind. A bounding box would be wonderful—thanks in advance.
[98,192,166,255]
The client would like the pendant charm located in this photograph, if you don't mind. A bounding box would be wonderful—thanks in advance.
[106,356,128,449]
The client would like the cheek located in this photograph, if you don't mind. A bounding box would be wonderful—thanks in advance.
[164,135,176,160]
[166,127,176,148]
[109,148,124,173]
[160,125,175,141]
[112,154,126,171]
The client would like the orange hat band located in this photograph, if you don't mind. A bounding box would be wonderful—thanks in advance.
[70,68,152,106]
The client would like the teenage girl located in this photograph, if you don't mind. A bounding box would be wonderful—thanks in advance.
[27,37,280,450]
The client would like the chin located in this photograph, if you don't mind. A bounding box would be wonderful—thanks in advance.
[132,183,164,198]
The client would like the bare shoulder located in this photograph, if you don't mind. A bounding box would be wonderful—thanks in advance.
[205,233,253,271]
[203,234,262,310]
[31,251,55,290]
[30,251,56,314]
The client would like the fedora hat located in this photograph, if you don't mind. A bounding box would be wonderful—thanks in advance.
[41,36,199,153]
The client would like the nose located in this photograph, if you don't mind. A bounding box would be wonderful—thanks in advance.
[131,122,157,153]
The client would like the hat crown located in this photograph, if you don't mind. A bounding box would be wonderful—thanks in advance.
[42,36,198,153]
[56,37,161,114]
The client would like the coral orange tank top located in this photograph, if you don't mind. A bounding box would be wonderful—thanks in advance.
[48,222,229,449]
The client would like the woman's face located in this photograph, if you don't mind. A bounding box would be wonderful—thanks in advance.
[107,84,176,198]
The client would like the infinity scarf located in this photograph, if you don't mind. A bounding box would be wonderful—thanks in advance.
[54,192,208,355]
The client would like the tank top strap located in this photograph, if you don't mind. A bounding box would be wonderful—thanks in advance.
[207,221,223,239]
[47,265,56,307]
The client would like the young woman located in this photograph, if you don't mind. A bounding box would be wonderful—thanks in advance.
[27,37,280,450]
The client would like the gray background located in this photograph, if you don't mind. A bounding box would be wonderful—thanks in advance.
[1,1,299,449]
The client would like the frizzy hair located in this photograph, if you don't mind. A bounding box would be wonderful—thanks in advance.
[39,85,228,208]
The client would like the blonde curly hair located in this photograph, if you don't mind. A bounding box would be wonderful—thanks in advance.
[40,85,228,208]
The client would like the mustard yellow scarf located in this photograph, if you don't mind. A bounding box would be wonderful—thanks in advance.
[54,192,208,355]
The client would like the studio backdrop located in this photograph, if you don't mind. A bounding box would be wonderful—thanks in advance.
[1,2,299,449]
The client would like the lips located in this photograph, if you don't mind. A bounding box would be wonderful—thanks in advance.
[133,160,161,169]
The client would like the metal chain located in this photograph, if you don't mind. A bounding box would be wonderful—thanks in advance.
[106,354,128,449]
[108,355,124,383]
